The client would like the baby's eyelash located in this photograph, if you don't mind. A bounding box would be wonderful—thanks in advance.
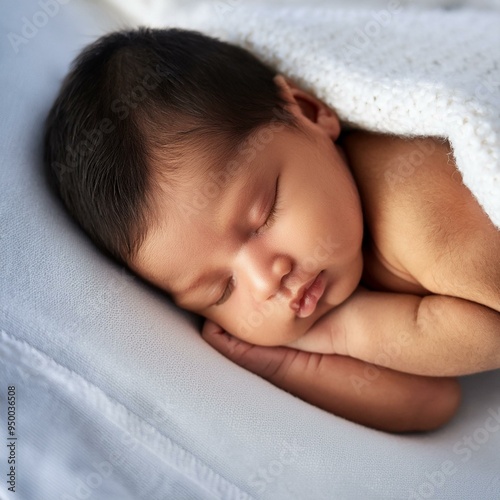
[261,175,281,231]
[213,177,281,307]
[215,277,234,306]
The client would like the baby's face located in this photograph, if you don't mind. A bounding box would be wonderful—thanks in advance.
[130,78,364,346]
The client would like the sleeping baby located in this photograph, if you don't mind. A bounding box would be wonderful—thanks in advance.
[44,27,500,433]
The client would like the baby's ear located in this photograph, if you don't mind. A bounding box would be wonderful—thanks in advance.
[273,74,341,140]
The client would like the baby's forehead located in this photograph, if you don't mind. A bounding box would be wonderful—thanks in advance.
[150,121,303,230]
[150,116,303,197]
[156,140,256,200]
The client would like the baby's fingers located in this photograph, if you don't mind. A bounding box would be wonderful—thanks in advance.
[201,322,305,382]
[201,318,227,336]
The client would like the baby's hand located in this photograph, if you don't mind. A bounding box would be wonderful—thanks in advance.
[201,319,313,382]
[201,317,461,432]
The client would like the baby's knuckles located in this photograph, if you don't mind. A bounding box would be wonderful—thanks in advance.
[202,319,322,384]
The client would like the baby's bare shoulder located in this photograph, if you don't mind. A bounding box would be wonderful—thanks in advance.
[345,132,500,309]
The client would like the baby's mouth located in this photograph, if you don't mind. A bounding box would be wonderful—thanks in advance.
[291,271,326,319]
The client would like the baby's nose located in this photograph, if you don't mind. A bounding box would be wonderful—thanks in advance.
[252,254,293,301]
[272,254,293,282]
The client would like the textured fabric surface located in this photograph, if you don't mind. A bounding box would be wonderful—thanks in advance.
[0,330,242,500]
[1,1,500,499]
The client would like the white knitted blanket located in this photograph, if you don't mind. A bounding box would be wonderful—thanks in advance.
[181,4,500,229]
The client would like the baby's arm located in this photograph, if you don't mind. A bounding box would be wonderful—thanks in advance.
[202,320,461,433]
[287,286,500,377]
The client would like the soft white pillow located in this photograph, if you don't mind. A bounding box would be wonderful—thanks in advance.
[1,1,500,499]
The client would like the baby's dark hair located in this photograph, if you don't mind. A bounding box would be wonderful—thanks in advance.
[44,27,299,267]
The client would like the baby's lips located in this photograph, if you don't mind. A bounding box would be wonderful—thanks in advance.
[290,275,318,313]
[294,271,326,319]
